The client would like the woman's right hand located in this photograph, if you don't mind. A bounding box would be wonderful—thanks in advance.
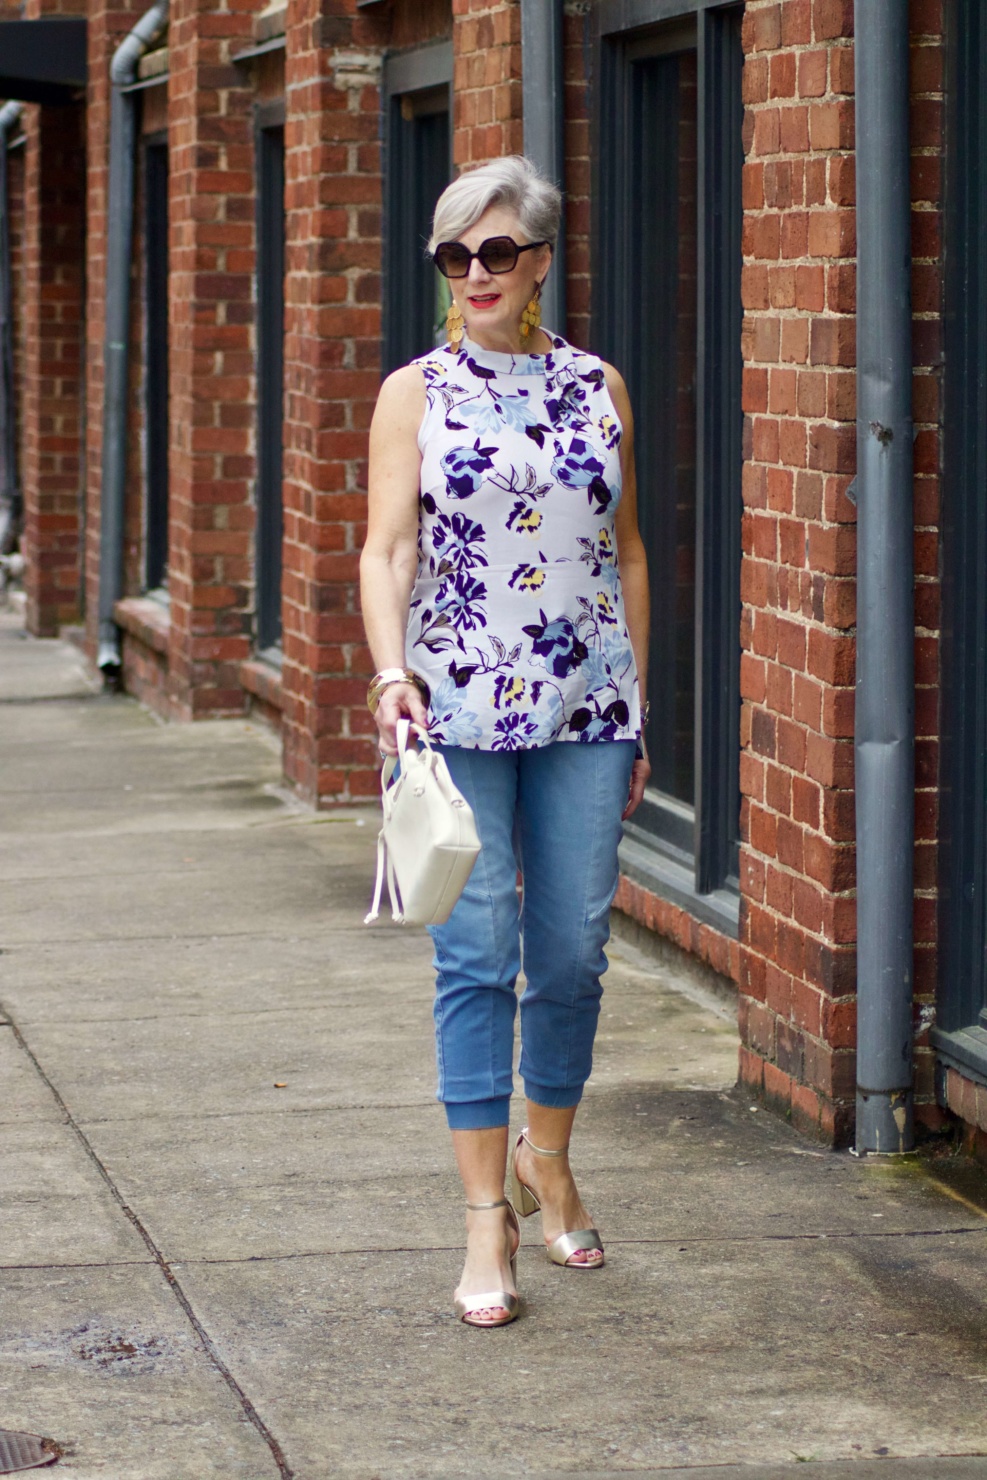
[375,681,430,757]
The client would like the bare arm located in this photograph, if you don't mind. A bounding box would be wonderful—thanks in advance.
[360,365,429,753]
[604,362,651,820]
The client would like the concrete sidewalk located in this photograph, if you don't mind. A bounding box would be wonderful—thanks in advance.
[2,609,987,1480]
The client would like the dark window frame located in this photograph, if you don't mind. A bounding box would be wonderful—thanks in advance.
[592,0,744,935]
[934,0,987,1083]
[382,41,453,376]
[254,102,285,656]
[142,129,169,594]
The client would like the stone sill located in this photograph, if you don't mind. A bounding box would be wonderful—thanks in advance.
[114,596,169,656]
[256,4,287,41]
[240,655,284,713]
[933,1025,987,1089]
[618,833,741,938]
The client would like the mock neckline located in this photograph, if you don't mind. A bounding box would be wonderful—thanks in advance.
[458,331,568,376]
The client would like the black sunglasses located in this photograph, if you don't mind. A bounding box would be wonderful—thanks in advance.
[433,235,549,279]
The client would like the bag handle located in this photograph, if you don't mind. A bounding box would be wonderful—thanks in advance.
[366,719,435,925]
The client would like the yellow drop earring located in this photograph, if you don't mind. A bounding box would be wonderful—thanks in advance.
[519,284,542,340]
[446,300,465,348]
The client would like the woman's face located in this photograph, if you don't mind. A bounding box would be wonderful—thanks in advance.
[445,205,552,347]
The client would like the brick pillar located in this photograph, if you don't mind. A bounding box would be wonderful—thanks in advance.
[280,0,387,803]
[166,0,257,718]
[737,0,859,1144]
[20,90,85,635]
[452,0,522,171]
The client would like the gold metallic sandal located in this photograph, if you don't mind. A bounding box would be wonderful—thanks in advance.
[509,1128,605,1269]
[453,1198,520,1328]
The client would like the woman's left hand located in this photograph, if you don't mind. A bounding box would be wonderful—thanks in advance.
[623,754,651,820]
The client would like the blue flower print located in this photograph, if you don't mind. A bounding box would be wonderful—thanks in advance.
[441,441,498,499]
[522,610,589,679]
[460,392,542,436]
[568,698,630,742]
[551,437,616,513]
[435,571,488,632]
[551,437,605,489]
[432,512,488,570]
[428,677,483,746]
[580,647,612,695]
[492,711,540,751]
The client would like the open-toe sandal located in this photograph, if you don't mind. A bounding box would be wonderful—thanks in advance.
[509,1127,604,1270]
[453,1198,520,1328]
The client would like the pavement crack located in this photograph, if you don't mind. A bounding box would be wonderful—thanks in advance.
[1,1000,295,1480]
[170,1223,987,1266]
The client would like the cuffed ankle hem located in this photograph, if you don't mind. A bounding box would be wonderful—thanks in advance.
[522,1081,584,1110]
[443,1095,512,1130]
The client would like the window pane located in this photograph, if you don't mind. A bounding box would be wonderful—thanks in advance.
[144,141,169,591]
[629,49,698,806]
[385,97,450,372]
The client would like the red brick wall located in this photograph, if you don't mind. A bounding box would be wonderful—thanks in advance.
[452,0,522,169]
[166,0,257,719]
[736,0,945,1144]
[279,0,388,803]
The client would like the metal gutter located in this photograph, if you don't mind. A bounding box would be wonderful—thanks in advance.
[852,0,916,1154]
[97,0,169,674]
[520,0,566,337]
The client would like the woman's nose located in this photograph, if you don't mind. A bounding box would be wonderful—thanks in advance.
[467,255,492,284]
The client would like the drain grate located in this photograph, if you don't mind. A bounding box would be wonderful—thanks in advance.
[0,1431,58,1474]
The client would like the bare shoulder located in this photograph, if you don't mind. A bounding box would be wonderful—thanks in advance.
[373,363,427,433]
[600,360,634,430]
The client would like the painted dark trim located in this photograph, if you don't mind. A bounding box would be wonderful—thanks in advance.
[939,0,987,1037]
[382,45,452,377]
[593,1,742,920]
[383,41,453,99]
[694,5,744,894]
[143,135,169,593]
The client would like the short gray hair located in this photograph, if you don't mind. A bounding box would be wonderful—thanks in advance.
[427,155,562,255]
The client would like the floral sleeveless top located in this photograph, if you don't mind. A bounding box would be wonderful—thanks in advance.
[408,331,641,751]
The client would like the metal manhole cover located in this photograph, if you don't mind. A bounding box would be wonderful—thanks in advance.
[0,1431,58,1473]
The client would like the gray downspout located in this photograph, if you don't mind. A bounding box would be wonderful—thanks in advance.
[0,100,23,559]
[520,0,566,337]
[853,0,915,1153]
[97,0,168,674]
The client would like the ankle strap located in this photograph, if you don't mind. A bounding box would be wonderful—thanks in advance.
[519,1127,569,1158]
[466,1197,509,1211]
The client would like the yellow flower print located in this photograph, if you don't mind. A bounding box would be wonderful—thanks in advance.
[493,675,526,709]
[598,414,620,449]
[516,508,543,536]
[596,591,618,625]
[508,564,546,592]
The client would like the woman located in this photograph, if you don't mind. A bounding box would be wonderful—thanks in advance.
[360,156,650,1327]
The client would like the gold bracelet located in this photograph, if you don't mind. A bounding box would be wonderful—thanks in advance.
[367,669,431,716]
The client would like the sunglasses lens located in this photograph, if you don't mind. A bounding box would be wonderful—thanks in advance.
[480,238,519,274]
[435,244,470,278]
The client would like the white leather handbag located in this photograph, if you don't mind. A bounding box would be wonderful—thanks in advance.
[364,719,481,927]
